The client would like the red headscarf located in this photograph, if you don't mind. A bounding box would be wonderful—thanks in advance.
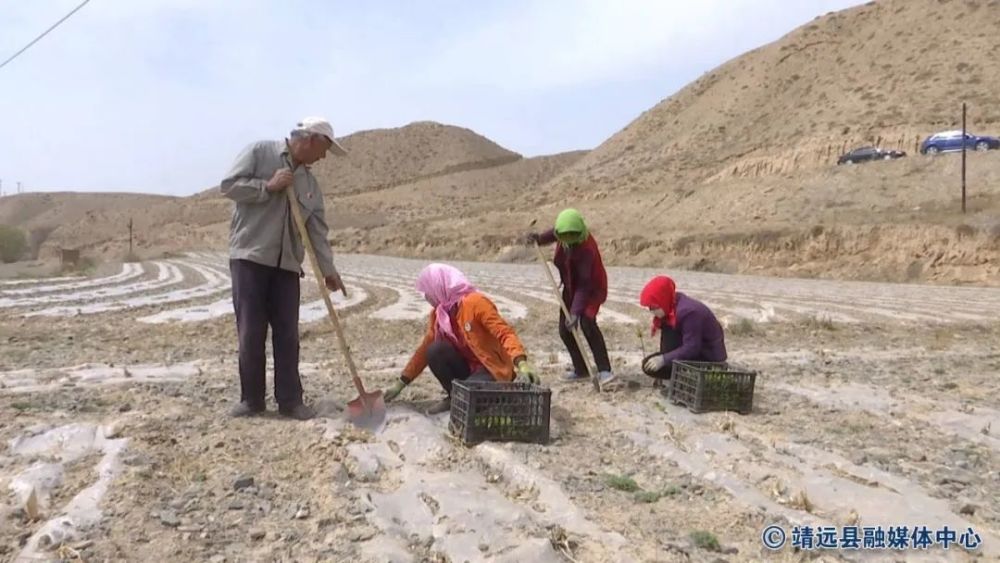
[639,276,677,334]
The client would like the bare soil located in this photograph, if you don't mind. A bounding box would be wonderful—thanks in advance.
[1,252,998,562]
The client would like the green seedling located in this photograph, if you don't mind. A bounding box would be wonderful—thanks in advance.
[471,415,533,438]
[633,484,682,503]
[604,474,640,492]
[634,491,661,503]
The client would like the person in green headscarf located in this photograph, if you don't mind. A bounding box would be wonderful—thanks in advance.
[525,209,615,387]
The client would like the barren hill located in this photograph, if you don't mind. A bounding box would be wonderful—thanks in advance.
[193,121,523,199]
[312,121,523,197]
[492,0,1000,286]
[6,0,1000,286]
[545,0,1000,196]
[0,192,176,260]
[4,122,580,263]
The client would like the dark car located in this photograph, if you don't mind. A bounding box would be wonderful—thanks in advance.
[837,146,907,165]
[919,130,1000,155]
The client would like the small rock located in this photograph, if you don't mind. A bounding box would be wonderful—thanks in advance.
[233,476,255,491]
[938,471,973,486]
[479,544,489,552]
[228,501,244,511]
[258,485,275,500]
[294,506,310,520]
[960,504,977,516]
[118,404,132,413]
[209,556,226,563]
[723,546,739,555]
[347,527,377,542]
[249,529,266,541]
[169,498,186,510]
[123,453,152,467]
[159,510,181,528]
[104,420,125,439]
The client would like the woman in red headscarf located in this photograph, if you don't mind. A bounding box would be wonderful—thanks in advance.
[638,276,727,382]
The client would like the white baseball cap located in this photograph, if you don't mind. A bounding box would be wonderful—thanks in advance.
[293,116,347,155]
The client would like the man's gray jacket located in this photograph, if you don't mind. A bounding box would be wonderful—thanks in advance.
[220,140,337,277]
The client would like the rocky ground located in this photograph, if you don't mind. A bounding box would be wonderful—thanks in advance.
[1,252,998,563]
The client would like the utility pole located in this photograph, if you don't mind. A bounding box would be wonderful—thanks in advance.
[961,102,967,214]
[128,217,134,255]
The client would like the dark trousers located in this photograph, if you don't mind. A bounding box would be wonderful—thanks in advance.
[427,339,493,397]
[643,326,682,380]
[559,309,612,375]
[230,259,303,408]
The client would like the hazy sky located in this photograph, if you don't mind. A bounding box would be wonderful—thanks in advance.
[0,0,864,197]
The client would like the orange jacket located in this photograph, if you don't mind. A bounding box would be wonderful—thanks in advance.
[402,292,526,383]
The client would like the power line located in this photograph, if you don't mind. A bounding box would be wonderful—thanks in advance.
[0,0,92,71]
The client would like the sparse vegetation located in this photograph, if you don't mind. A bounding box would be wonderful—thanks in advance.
[690,530,721,551]
[0,225,28,263]
[633,485,682,503]
[603,474,640,492]
[729,317,757,336]
[633,491,661,503]
[61,256,97,274]
[804,315,837,331]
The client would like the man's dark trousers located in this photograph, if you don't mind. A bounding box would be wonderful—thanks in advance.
[230,259,303,409]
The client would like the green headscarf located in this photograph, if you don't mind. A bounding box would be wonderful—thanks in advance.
[554,208,589,248]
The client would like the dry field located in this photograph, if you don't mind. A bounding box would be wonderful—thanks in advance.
[1,251,998,562]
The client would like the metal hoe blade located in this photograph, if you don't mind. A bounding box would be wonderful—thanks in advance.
[347,389,386,431]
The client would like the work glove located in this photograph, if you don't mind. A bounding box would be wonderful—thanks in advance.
[643,354,666,374]
[514,360,540,384]
[564,314,580,331]
[383,379,407,402]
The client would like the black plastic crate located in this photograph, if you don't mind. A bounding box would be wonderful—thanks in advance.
[449,380,551,445]
[668,361,757,415]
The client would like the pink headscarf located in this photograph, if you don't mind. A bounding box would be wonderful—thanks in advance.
[415,263,478,343]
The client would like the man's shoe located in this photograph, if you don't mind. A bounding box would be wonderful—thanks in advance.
[229,401,265,418]
[561,370,589,382]
[279,403,316,421]
[597,371,617,389]
[426,398,451,415]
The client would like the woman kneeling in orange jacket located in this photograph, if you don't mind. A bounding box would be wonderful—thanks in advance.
[383,263,538,414]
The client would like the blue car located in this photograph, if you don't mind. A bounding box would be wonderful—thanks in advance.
[919,130,1000,155]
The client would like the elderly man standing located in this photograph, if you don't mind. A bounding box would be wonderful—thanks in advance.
[220,117,347,420]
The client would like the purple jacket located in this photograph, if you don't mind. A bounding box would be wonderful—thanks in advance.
[537,229,607,318]
[661,293,727,364]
